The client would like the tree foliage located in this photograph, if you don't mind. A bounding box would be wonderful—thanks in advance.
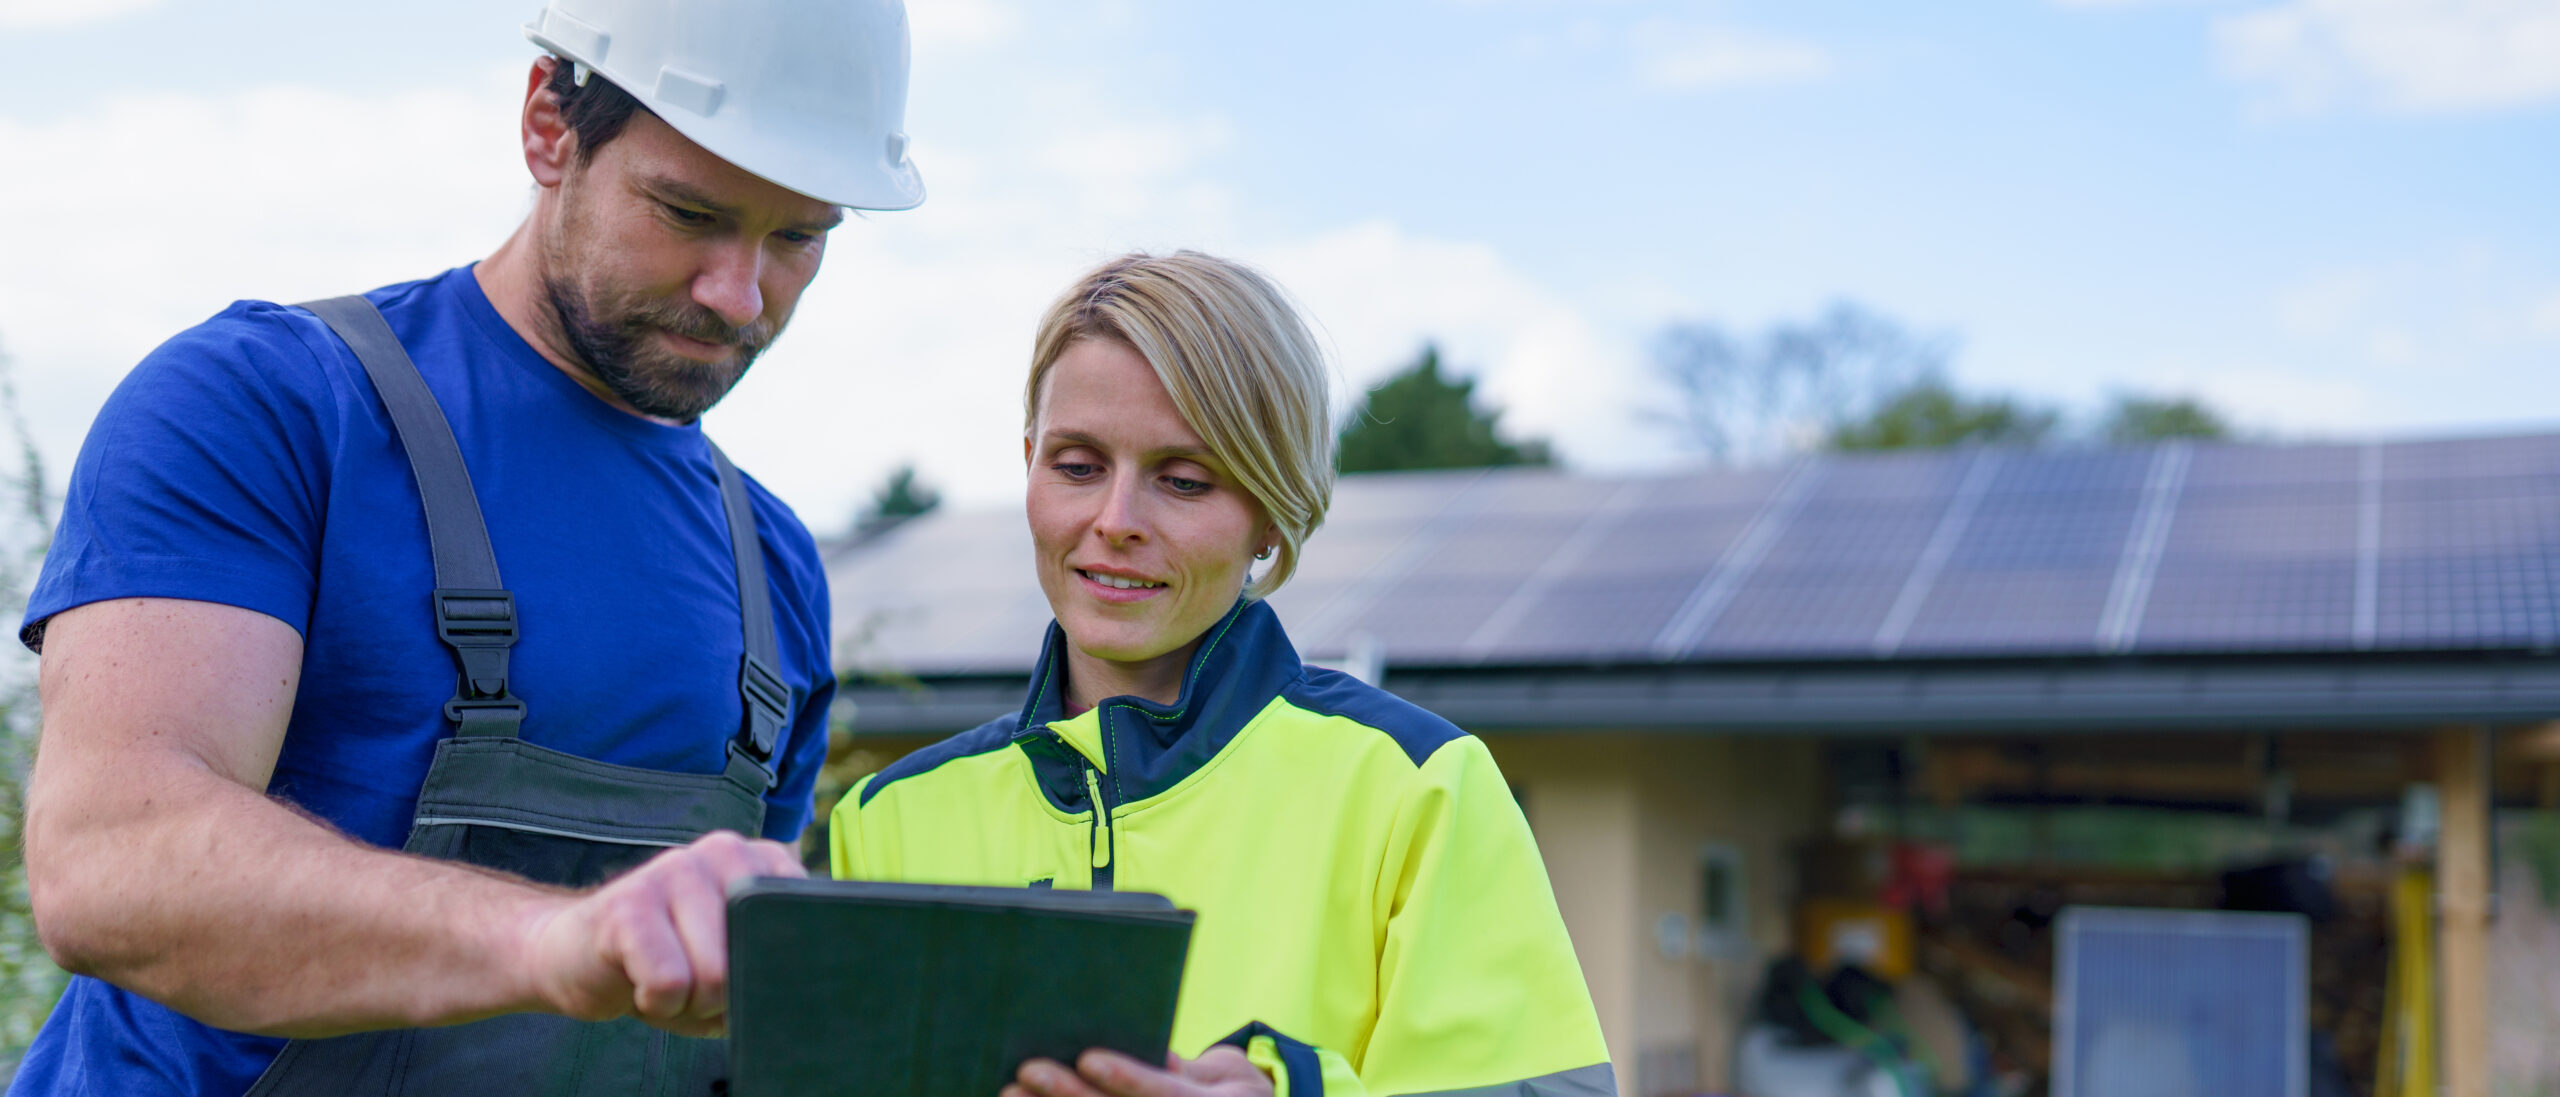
[848,462,940,542]
[1338,345,1552,474]
[2097,394,2230,444]
[1824,376,2060,451]
[0,338,60,1073]
[1651,302,1956,463]
[1653,302,2243,457]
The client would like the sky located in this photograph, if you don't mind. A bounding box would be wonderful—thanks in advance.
[0,0,2555,532]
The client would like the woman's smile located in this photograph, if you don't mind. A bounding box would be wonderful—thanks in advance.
[1074,565,1169,603]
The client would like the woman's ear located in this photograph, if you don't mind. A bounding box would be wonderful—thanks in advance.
[1023,434,1035,470]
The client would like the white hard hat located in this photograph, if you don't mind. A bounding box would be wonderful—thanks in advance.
[524,0,925,211]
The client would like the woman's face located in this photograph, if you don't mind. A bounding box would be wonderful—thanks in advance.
[1026,337,1276,700]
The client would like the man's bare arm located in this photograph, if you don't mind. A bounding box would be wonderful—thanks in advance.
[22,597,803,1038]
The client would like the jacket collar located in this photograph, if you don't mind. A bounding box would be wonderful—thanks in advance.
[1012,597,1301,809]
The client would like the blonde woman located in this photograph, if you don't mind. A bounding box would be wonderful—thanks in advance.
[831,252,1613,1097]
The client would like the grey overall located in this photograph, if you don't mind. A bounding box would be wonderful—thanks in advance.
[240,296,794,1096]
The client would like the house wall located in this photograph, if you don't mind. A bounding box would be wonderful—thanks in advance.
[1486,733,1829,1097]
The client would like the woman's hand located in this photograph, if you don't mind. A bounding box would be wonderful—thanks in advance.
[1005,1047,1273,1097]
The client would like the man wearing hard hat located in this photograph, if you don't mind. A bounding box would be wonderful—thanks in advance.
[9,3,918,1094]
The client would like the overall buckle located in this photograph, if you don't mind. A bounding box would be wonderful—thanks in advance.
[736,654,789,764]
[434,588,524,730]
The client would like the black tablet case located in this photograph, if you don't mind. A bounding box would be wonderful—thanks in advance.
[726,880,1196,1096]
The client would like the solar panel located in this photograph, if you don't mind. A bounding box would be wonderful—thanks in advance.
[825,432,2560,675]
[1332,577,1521,661]
[2055,908,2307,1097]
[1484,573,1700,662]
[2375,458,2560,650]
[1692,488,1955,656]
[1309,467,1488,524]
[1893,450,2152,654]
[2135,443,2361,652]
[1407,511,1591,579]
[1453,470,1786,661]
[2380,431,2560,482]
[1464,466,1622,517]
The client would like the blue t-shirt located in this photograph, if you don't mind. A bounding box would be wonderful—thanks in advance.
[10,266,836,1096]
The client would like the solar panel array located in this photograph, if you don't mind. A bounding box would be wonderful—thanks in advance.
[827,432,2560,674]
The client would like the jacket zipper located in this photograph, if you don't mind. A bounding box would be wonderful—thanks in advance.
[1083,764,1115,891]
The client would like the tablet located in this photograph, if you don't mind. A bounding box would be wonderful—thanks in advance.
[726,879,1196,1096]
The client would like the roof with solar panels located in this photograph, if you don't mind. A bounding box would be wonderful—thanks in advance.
[825,430,2560,736]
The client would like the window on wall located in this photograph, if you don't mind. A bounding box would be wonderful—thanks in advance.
[1696,843,1749,957]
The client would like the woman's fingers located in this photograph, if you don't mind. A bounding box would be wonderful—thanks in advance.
[1015,1057,1112,1097]
[1077,1048,1272,1097]
[1016,1046,1276,1097]
[1179,1046,1267,1086]
[1073,1052,1190,1097]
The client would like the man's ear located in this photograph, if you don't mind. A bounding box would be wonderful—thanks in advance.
[521,57,575,189]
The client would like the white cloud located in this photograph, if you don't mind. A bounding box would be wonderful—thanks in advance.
[698,62,1665,518]
[2047,0,2233,8]
[1260,220,1655,468]
[1634,21,1833,91]
[722,192,1660,527]
[2150,363,2394,434]
[2530,290,2560,338]
[0,46,1654,535]
[697,102,1250,521]
[2266,254,2557,374]
[0,0,157,29]
[0,75,528,492]
[0,66,1253,529]
[2275,268,2382,337]
[2215,0,2560,114]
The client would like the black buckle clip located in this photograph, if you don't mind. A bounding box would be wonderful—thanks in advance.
[434,588,522,726]
[736,654,789,764]
[445,694,530,727]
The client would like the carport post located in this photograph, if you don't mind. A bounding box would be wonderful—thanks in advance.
[2435,725,2490,1097]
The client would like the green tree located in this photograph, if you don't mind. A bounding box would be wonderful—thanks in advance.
[1650,302,1957,463]
[1338,345,1551,474]
[1824,375,2061,452]
[0,338,60,1069]
[848,462,940,542]
[2098,394,2230,444]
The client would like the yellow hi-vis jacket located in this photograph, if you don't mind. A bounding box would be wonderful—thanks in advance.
[831,598,1614,1097]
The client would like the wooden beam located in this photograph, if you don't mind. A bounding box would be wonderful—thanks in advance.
[2435,726,2491,1097]
[2505,720,2560,760]
[1911,745,2430,804]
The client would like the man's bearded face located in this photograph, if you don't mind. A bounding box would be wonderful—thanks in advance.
[530,108,834,422]
[540,269,775,421]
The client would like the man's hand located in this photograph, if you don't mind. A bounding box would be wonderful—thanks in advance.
[516,830,805,1037]
[1006,1047,1275,1097]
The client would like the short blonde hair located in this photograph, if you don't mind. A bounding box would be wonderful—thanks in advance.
[1026,251,1335,598]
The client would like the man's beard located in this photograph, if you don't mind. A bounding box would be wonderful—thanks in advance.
[541,275,777,421]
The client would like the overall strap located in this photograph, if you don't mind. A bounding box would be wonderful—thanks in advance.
[709,443,786,791]
[299,296,526,737]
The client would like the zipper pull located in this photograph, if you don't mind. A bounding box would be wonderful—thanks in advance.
[1085,767,1111,870]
